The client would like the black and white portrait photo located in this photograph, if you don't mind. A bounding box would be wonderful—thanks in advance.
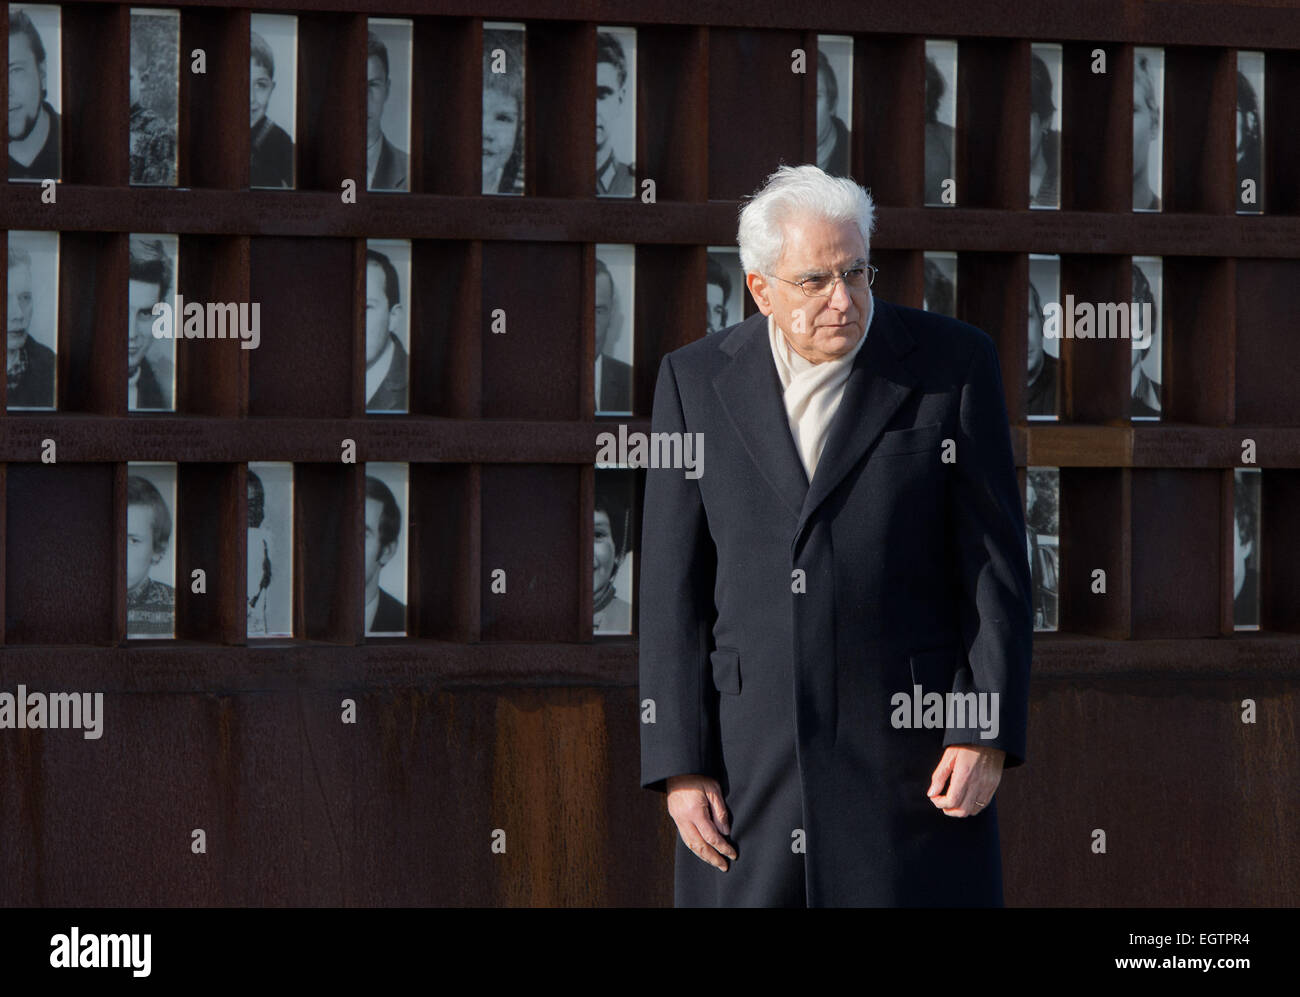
[364,239,410,413]
[1233,468,1260,631]
[815,35,852,178]
[126,462,177,639]
[1237,51,1264,215]
[706,247,744,335]
[1026,466,1059,633]
[482,21,525,196]
[130,7,179,186]
[1133,47,1164,212]
[1131,256,1162,420]
[366,19,411,192]
[250,13,296,190]
[7,229,58,410]
[924,39,957,206]
[596,27,636,198]
[595,244,634,415]
[247,461,293,638]
[1027,254,1060,421]
[593,466,635,636]
[8,4,61,181]
[923,251,957,318]
[1030,44,1061,209]
[128,233,177,412]
[364,463,407,637]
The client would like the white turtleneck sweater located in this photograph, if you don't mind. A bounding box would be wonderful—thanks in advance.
[767,290,875,481]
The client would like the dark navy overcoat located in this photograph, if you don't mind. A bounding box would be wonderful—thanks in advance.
[638,298,1033,906]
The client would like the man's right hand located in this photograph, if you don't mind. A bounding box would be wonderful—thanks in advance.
[666,774,737,871]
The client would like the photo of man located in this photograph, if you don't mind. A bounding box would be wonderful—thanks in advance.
[8,5,60,181]
[1233,468,1260,630]
[815,38,852,177]
[126,467,176,638]
[705,248,745,336]
[1237,52,1264,214]
[1025,467,1059,632]
[364,241,409,413]
[924,41,957,206]
[1029,45,1061,209]
[249,17,296,189]
[364,470,406,636]
[594,248,634,414]
[6,231,57,409]
[127,234,176,411]
[1027,255,1059,420]
[1131,258,1162,420]
[1133,48,1163,212]
[595,28,636,197]
[366,22,411,192]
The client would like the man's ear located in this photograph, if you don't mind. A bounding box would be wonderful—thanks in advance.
[387,303,403,335]
[151,544,166,567]
[377,540,397,568]
[746,272,773,316]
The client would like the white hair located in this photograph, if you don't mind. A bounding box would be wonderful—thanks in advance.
[736,164,876,276]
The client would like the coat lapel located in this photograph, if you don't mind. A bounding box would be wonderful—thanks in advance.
[712,313,809,520]
[795,299,920,541]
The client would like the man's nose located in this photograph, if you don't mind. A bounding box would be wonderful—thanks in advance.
[828,277,854,311]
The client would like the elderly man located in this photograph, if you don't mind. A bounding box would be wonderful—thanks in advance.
[639,164,1032,907]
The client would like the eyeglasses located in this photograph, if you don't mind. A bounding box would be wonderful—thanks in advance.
[765,264,877,297]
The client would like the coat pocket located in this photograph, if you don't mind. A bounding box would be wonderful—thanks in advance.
[710,647,741,694]
[873,422,944,459]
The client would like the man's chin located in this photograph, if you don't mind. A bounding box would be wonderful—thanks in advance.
[9,110,38,142]
[8,332,28,350]
[819,328,863,354]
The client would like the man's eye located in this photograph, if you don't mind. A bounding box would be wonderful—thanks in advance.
[802,275,831,291]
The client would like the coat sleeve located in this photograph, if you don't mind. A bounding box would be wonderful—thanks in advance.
[638,353,721,792]
[946,334,1034,767]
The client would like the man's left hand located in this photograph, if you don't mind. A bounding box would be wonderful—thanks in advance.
[927,744,1005,817]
